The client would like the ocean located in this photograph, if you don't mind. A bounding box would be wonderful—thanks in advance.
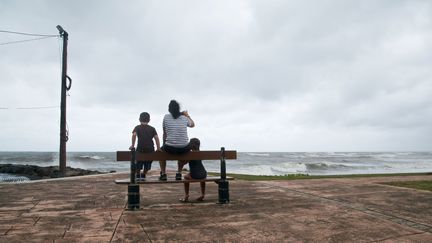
[1,151,432,182]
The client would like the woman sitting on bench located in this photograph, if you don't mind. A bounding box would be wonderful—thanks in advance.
[159,100,195,181]
[180,138,207,202]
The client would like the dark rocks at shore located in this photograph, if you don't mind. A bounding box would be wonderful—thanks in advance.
[0,164,104,180]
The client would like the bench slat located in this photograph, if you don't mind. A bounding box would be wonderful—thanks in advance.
[116,150,237,161]
[114,176,234,184]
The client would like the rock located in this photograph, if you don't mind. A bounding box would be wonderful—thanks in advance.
[0,164,104,180]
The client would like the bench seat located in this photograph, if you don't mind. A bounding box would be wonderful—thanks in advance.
[115,176,234,185]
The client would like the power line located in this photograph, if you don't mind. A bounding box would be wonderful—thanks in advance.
[0,36,58,46]
[17,106,59,110]
[0,106,59,110]
[0,30,59,37]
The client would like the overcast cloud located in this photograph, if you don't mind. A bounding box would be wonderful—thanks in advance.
[1,0,431,152]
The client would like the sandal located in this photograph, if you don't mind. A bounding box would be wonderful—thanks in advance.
[179,195,189,203]
[195,196,204,202]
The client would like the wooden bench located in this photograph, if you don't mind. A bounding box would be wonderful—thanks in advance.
[115,147,237,209]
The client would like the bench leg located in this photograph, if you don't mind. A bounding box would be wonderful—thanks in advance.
[127,184,140,210]
[218,180,230,204]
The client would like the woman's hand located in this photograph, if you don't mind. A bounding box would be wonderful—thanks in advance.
[181,110,190,117]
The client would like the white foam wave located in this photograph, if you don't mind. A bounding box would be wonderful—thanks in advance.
[0,173,30,183]
[78,155,104,160]
[246,153,270,157]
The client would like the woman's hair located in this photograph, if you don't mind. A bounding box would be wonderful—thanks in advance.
[168,100,181,119]
[189,138,200,151]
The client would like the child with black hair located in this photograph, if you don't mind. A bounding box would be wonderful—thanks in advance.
[129,112,161,180]
[179,138,207,202]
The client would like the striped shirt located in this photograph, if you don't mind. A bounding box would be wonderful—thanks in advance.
[163,114,192,147]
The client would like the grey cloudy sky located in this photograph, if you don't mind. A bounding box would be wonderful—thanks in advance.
[1,0,431,152]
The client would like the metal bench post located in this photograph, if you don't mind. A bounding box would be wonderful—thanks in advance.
[218,147,230,203]
[128,149,140,210]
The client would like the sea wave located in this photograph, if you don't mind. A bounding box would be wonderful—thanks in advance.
[75,155,105,160]
[0,173,30,183]
[305,162,350,170]
[2,151,432,176]
[246,153,270,157]
[270,163,307,174]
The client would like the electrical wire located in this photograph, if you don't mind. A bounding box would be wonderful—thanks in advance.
[0,36,58,46]
[0,30,58,37]
[16,106,59,110]
[0,106,59,110]
[1,29,70,142]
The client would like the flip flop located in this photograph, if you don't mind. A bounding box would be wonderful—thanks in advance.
[179,196,189,203]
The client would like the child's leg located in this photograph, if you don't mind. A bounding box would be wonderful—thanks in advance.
[184,182,190,199]
[136,161,143,177]
[196,182,206,201]
[143,161,152,176]
[200,182,206,196]
[181,176,190,202]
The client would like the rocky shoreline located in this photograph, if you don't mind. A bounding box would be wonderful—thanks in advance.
[0,164,105,180]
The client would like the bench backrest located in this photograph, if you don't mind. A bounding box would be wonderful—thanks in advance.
[117,150,237,161]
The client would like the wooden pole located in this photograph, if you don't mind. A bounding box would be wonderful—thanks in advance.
[57,25,68,176]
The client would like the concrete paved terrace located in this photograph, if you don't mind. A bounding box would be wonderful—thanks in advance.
[0,172,431,242]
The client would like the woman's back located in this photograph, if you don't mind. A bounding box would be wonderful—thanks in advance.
[163,114,191,147]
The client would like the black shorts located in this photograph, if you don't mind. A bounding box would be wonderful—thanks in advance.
[190,171,207,180]
[161,144,190,154]
[136,161,152,171]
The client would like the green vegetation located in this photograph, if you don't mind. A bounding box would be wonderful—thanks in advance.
[208,172,432,181]
[381,180,432,192]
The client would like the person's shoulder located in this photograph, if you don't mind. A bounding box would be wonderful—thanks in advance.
[146,124,156,130]
[163,114,173,121]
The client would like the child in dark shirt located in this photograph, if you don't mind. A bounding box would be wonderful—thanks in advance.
[180,138,207,202]
[129,112,160,180]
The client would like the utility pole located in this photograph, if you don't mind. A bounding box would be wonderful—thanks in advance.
[57,25,71,176]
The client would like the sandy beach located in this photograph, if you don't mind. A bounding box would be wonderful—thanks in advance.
[0,172,431,242]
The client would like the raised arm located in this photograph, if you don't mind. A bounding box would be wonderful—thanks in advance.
[182,111,195,128]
